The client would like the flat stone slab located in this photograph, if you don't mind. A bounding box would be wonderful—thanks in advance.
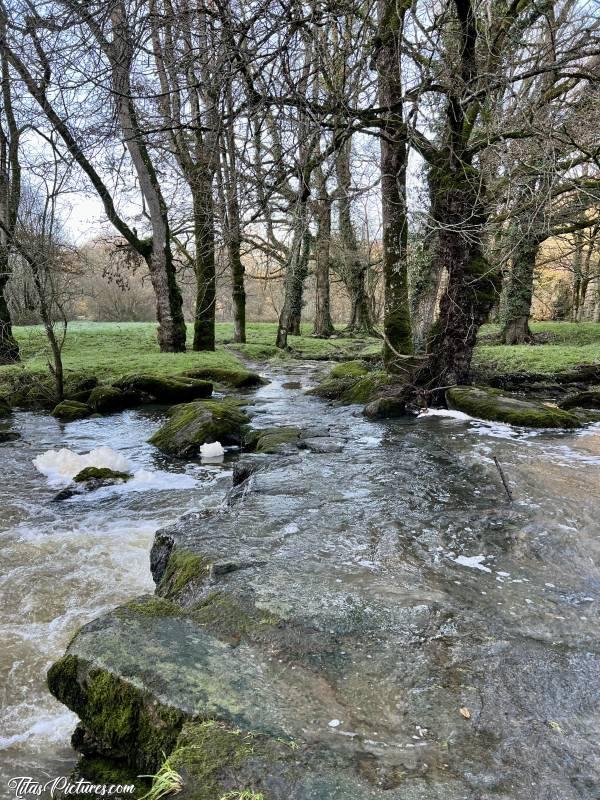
[446,385,581,428]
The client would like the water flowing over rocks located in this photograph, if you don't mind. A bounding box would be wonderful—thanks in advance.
[46,364,600,800]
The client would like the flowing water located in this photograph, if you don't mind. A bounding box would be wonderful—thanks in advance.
[0,363,599,797]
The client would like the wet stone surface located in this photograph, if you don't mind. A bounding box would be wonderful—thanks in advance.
[50,364,600,799]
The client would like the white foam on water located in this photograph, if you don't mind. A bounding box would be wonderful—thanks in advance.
[200,441,225,462]
[33,446,132,486]
[418,408,473,422]
[0,711,77,750]
[452,554,492,573]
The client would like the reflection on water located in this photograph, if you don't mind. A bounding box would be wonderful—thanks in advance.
[0,366,599,793]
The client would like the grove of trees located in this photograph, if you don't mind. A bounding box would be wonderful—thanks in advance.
[1,0,599,398]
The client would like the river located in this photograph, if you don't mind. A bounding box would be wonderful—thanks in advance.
[0,363,599,797]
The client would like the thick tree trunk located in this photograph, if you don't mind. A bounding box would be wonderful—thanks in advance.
[418,172,499,392]
[500,238,537,344]
[192,176,216,351]
[376,3,412,368]
[313,171,334,337]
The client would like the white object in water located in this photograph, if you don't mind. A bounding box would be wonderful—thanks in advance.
[33,446,132,485]
[328,719,342,728]
[452,554,492,573]
[200,441,225,461]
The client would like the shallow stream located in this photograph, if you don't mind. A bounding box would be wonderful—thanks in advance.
[0,363,599,796]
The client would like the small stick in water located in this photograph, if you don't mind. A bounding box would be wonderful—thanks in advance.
[493,456,513,503]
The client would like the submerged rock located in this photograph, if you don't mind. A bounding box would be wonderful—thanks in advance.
[299,437,344,454]
[53,466,132,500]
[0,427,20,443]
[52,400,92,421]
[149,399,249,457]
[245,426,302,454]
[446,385,582,428]
[114,374,213,403]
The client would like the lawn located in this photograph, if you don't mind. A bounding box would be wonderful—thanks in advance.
[475,322,600,374]
[2,320,599,400]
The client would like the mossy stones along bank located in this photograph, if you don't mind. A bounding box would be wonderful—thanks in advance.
[51,399,93,421]
[184,366,265,389]
[446,385,582,428]
[113,374,213,403]
[149,398,250,457]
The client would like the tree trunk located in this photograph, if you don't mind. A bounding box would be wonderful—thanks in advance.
[192,176,216,351]
[418,168,499,393]
[276,198,311,349]
[313,168,335,337]
[500,237,538,344]
[111,2,186,352]
[0,251,18,364]
[335,140,374,336]
[377,9,412,369]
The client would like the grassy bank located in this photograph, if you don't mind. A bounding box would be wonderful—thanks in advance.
[1,320,599,403]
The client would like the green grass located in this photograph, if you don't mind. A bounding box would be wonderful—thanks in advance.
[2,321,599,399]
[475,322,600,374]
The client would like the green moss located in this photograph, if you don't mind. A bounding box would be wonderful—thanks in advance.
[149,399,249,457]
[74,466,132,483]
[48,655,185,771]
[157,550,209,598]
[329,360,369,379]
[88,385,140,413]
[446,386,582,428]
[190,592,279,645]
[245,426,301,454]
[308,371,393,405]
[114,374,213,403]
[118,597,180,618]
[184,367,264,389]
[52,400,92,421]
[166,721,264,800]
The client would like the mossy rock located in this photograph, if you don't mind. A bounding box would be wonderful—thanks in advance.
[156,549,211,599]
[244,426,302,454]
[73,466,132,483]
[161,720,294,800]
[184,366,264,389]
[149,399,249,457]
[189,592,279,646]
[88,386,142,414]
[329,360,369,379]
[363,396,407,420]
[52,400,92,421]
[309,372,393,405]
[65,376,99,403]
[116,595,180,619]
[47,654,185,771]
[558,390,600,411]
[446,386,582,429]
[114,374,213,403]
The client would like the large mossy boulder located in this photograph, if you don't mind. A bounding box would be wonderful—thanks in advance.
[184,366,264,389]
[446,386,582,428]
[309,370,393,405]
[329,360,369,379]
[88,385,141,414]
[52,400,92,421]
[149,399,249,457]
[114,374,213,403]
